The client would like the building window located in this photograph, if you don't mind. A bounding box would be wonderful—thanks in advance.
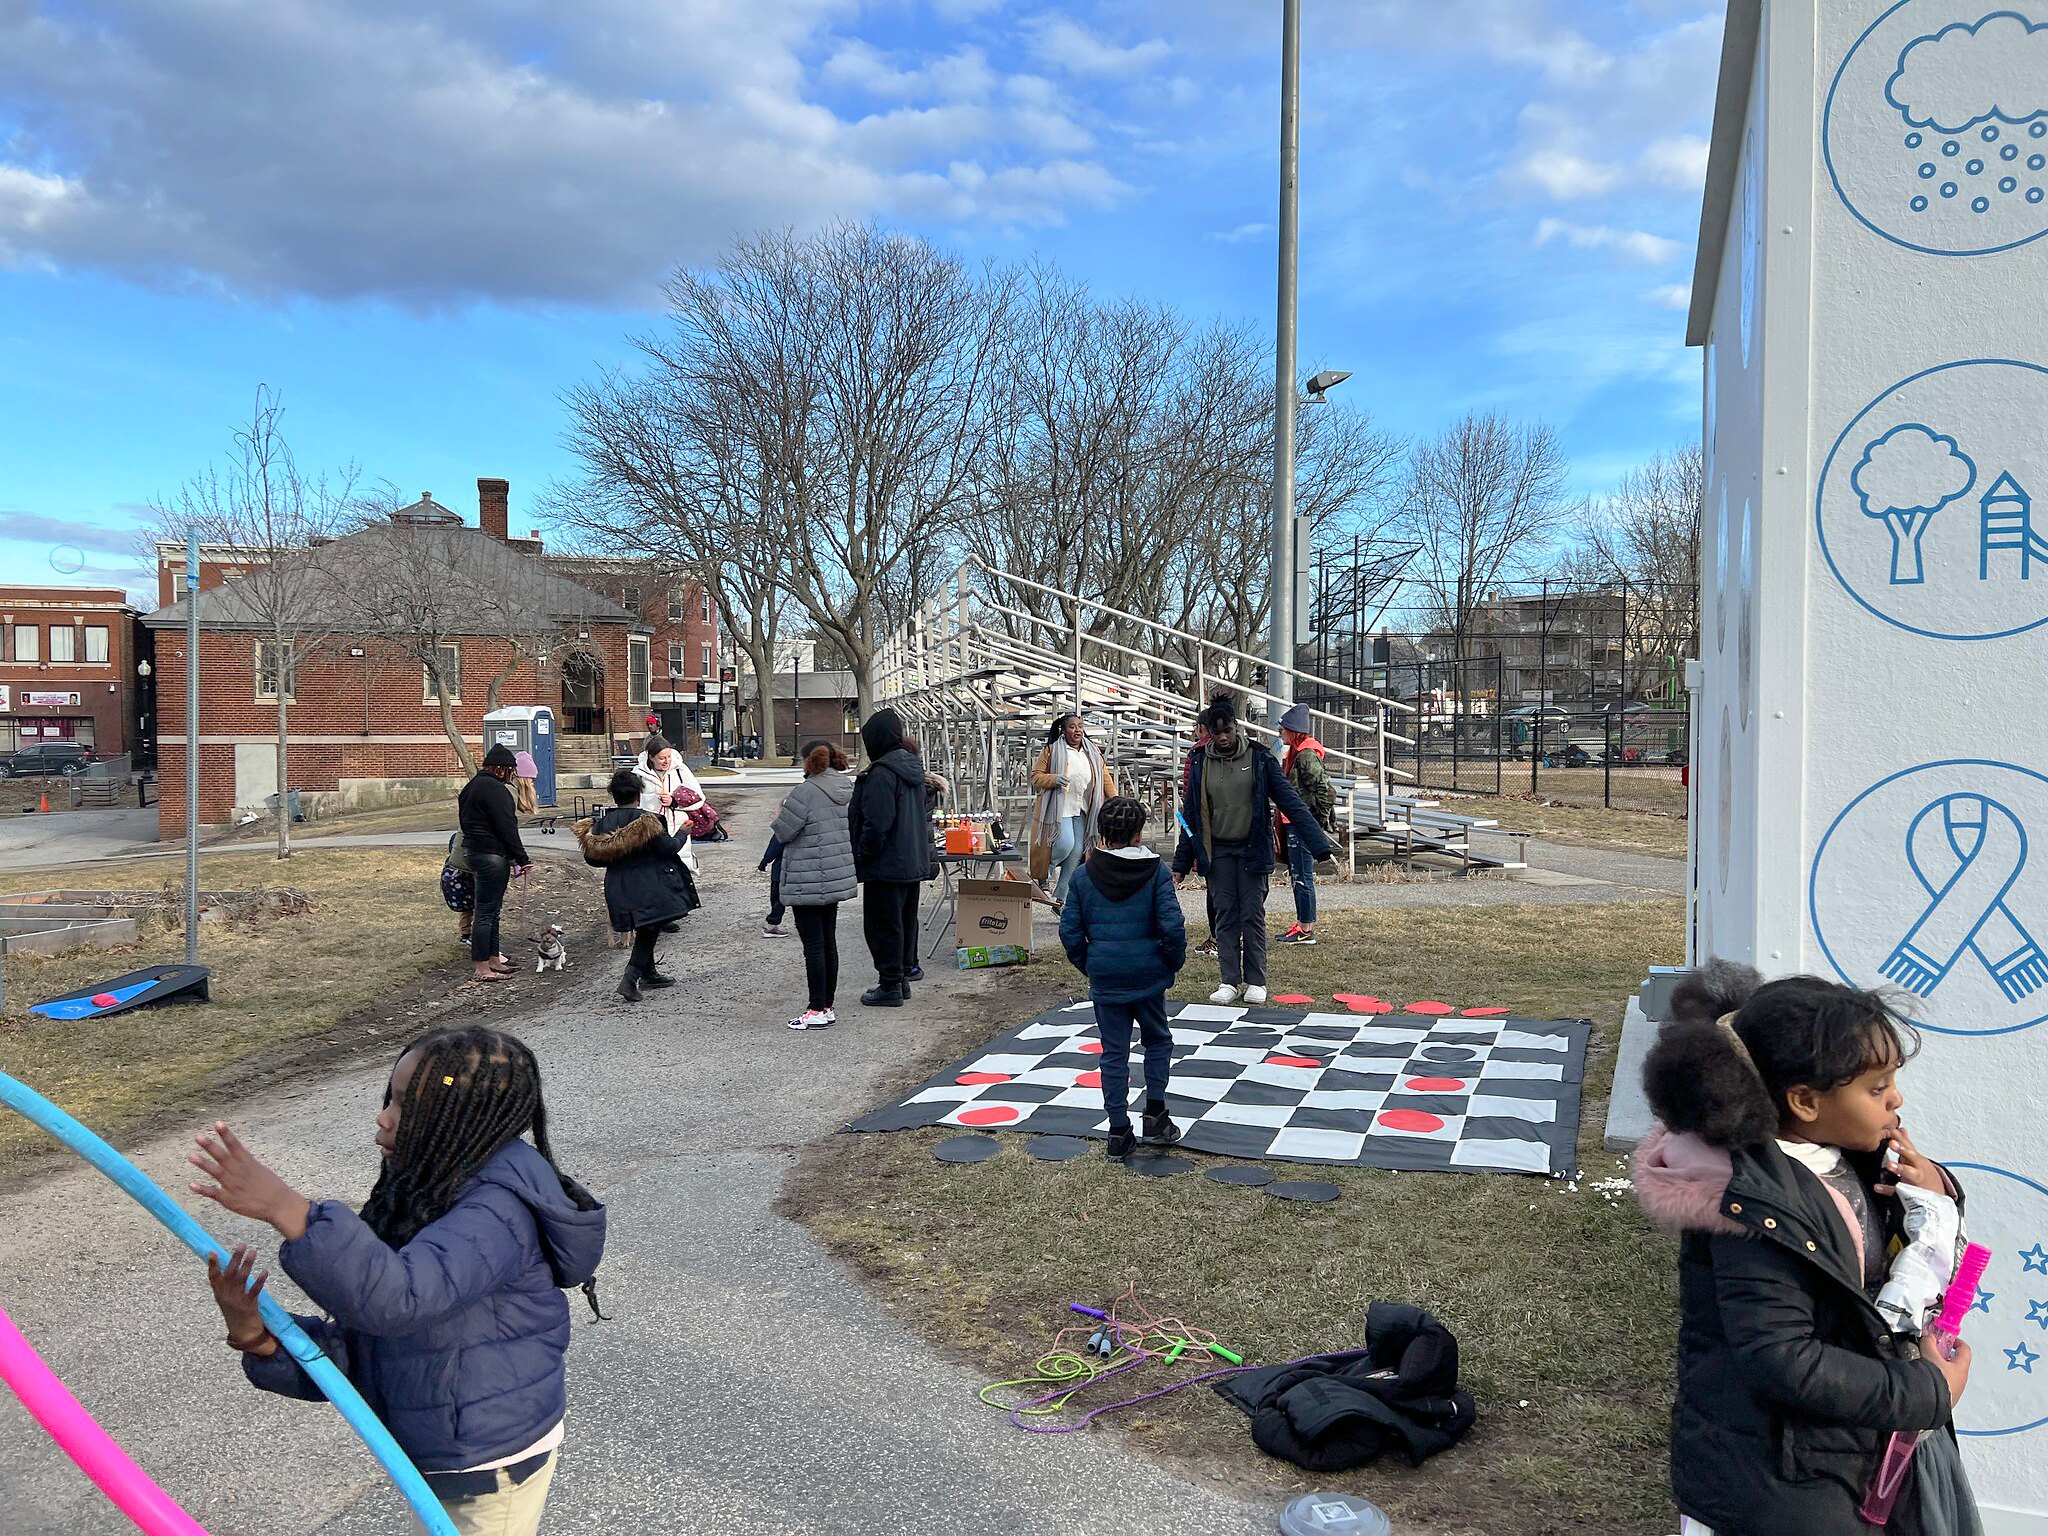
[49,626,76,662]
[423,643,461,704]
[256,640,297,701]
[84,626,109,664]
[622,586,641,614]
[668,642,685,677]
[700,643,712,678]
[11,625,38,663]
[668,591,685,622]
[627,637,651,707]
[701,589,713,624]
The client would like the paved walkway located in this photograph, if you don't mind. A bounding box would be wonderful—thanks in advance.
[0,793,1271,1536]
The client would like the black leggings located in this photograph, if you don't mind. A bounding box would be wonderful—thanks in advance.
[629,925,660,977]
[862,880,920,989]
[793,904,840,1011]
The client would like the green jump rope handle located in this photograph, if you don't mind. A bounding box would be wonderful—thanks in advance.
[1209,1344,1244,1365]
[1166,1340,1186,1363]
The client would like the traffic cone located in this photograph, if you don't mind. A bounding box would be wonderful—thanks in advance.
[37,790,48,813]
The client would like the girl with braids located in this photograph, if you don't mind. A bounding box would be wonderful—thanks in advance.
[191,1026,607,1536]
[1058,796,1187,1161]
[1633,962,1979,1536]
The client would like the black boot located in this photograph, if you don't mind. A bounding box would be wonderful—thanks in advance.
[1106,1126,1136,1161]
[1141,1105,1182,1146]
[642,969,676,988]
[900,978,913,1000]
[617,969,643,1003]
[860,985,904,1008]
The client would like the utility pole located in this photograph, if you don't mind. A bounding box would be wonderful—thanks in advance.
[184,529,201,966]
[1267,0,1302,709]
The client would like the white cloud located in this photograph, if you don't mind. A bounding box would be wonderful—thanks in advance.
[1639,135,1710,189]
[1534,218,1680,265]
[0,1,1130,303]
[1026,17,1170,77]
[932,0,1005,18]
[1645,282,1693,309]
[1513,149,1620,199]
[1209,221,1269,243]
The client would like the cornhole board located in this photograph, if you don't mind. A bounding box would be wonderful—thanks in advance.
[847,1000,1589,1177]
[31,965,212,1020]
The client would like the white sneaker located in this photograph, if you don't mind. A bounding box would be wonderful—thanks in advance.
[821,1008,837,1024]
[1243,985,1269,1004]
[1210,984,1242,1005]
[787,1010,833,1031]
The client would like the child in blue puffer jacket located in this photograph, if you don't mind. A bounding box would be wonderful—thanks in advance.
[1060,796,1188,1161]
[192,1025,606,1536]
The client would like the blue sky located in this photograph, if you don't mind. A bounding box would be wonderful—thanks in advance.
[0,0,1724,604]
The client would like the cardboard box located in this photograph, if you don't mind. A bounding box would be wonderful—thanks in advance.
[956,944,1029,971]
[954,878,1035,954]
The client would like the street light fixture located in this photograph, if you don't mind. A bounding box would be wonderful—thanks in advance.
[1304,369,1352,403]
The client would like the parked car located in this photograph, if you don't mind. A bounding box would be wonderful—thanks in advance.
[0,743,94,778]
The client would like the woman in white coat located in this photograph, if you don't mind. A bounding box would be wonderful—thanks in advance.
[634,735,707,873]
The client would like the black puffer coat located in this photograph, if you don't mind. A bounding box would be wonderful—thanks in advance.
[1636,1128,1960,1536]
[574,807,698,932]
[849,710,936,884]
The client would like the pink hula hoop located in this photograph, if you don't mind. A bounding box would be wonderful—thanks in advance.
[0,1304,210,1535]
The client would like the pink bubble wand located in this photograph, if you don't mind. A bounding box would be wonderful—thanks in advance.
[1859,1242,1993,1527]
[0,1303,210,1535]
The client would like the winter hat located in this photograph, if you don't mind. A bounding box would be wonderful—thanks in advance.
[514,750,538,780]
[1279,702,1312,734]
[483,743,518,770]
[861,708,905,760]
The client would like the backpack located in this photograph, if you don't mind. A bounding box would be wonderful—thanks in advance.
[440,833,475,913]
[1293,748,1337,832]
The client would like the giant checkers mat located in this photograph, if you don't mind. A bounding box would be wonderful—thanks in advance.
[848,1000,1589,1177]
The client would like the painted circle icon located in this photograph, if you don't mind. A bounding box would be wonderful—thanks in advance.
[1816,360,2048,640]
[1825,4,2048,256]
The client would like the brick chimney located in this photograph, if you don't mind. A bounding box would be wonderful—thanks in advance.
[477,478,510,541]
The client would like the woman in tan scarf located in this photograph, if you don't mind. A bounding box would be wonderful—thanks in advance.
[1028,714,1114,909]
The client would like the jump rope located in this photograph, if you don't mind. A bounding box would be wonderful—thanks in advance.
[977,1280,1371,1434]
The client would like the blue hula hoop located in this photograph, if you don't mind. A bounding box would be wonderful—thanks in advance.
[0,1071,458,1535]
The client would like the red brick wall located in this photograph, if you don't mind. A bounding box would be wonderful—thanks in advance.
[155,623,638,835]
[0,586,143,757]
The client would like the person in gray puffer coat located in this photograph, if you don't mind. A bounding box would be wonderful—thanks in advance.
[771,740,858,1030]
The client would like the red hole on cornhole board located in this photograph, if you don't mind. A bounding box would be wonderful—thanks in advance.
[1403,1077,1468,1093]
[91,994,120,1008]
[1378,1109,1446,1134]
[1273,993,1315,1005]
[1077,1070,1103,1088]
[1404,1000,1454,1015]
[958,1105,1022,1126]
[956,1072,1012,1085]
[1460,1006,1510,1018]
[1266,1054,1322,1069]
[1080,1041,1104,1054]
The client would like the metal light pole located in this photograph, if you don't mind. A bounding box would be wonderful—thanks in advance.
[184,529,200,965]
[1268,0,1302,710]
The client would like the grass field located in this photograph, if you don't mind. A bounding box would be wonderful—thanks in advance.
[788,899,1686,1536]
[0,848,592,1168]
[1466,795,1689,861]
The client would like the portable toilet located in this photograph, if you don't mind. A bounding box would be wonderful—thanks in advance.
[481,706,558,807]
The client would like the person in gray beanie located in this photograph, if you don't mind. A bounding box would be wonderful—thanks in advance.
[1276,701,1338,946]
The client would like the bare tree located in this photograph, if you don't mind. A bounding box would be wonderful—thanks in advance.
[1570,443,1703,682]
[149,389,355,859]
[1399,412,1576,696]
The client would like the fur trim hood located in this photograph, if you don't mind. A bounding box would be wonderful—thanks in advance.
[1633,1125,1747,1237]
[573,807,667,865]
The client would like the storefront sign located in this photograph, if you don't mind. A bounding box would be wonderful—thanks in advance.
[0,686,9,711]
[24,692,80,708]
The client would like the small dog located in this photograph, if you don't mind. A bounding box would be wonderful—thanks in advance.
[534,925,569,973]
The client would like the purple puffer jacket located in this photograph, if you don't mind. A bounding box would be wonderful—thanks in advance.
[244,1137,606,1471]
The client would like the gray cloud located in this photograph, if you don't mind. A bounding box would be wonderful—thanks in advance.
[0,509,144,556]
[0,1,1130,304]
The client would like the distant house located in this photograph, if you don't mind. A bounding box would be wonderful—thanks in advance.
[0,586,151,763]
[739,668,861,758]
[145,491,641,836]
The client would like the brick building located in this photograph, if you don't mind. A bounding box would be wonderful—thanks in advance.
[0,586,150,761]
[739,669,861,758]
[547,554,722,746]
[146,490,646,836]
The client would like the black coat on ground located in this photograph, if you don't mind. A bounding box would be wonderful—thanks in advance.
[849,711,936,884]
[1660,1141,1957,1536]
[574,807,698,932]
[458,770,530,864]
[1214,1303,1475,1473]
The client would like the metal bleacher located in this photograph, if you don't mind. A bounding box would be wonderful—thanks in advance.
[873,558,1524,876]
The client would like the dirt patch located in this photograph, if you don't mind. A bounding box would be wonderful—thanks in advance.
[782,901,1686,1536]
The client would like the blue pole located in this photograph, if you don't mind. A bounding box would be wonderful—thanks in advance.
[0,1072,457,1535]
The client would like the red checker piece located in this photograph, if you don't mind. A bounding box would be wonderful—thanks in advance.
[957,1105,1022,1127]
[1332,994,1392,1014]
[1403,1000,1454,1016]
[1377,1108,1446,1134]
[1460,1006,1511,1018]
[956,1072,1013,1085]
[1265,1054,1323,1069]
[1079,1040,1104,1055]
[1272,993,1316,1005]
[1403,1076,1468,1093]
[1077,1070,1103,1088]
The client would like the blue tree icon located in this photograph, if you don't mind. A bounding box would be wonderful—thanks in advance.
[1854,424,1978,585]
